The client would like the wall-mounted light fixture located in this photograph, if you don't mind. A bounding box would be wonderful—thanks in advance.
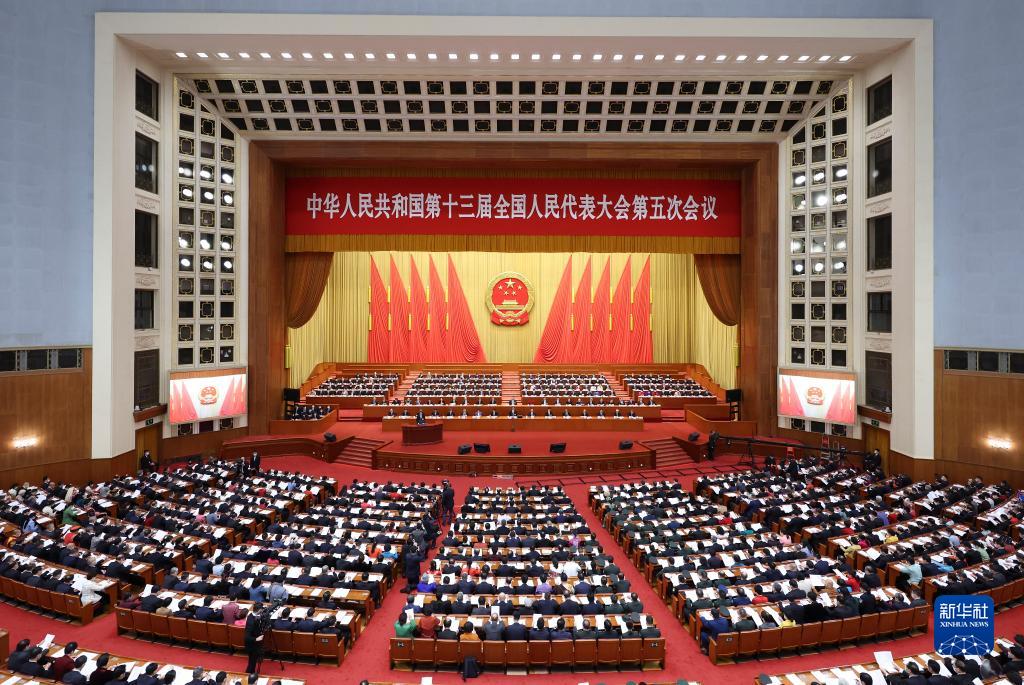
[987,436,1013,450]
[11,436,38,449]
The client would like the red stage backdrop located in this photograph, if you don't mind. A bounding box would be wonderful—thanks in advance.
[287,176,740,237]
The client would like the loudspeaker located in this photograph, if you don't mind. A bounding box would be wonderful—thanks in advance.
[457,444,472,455]
[508,444,522,454]
[725,388,742,403]
[283,388,300,402]
[688,432,701,442]
[550,442,566,453]
[323,432,336,443]
[473,443,491,454]
[618,440,634,450]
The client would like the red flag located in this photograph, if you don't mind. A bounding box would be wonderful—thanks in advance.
[630,255,653,363]
[569,257,593,363]
[590,258,612,364]
[178,381,198,422]
[408,257,429,362]
[388,255,411,362]
[367,256,390,362]
[426,256,449,362]
[534,257,573,363]
[446,255,486,363]
[610,257,632,363]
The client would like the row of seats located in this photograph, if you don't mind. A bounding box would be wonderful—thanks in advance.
[0,575,99,624]
[3,635,304,685]
[706,606,927,664]
[389,636,665,673]
[115,608,347,664]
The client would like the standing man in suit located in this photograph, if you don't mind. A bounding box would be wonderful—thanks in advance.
[250,451,261,472]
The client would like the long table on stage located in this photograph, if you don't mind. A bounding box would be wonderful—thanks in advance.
[364,404,661,419]
[381,416,645,432]
[401,422,444,445]
[373,444,656,476]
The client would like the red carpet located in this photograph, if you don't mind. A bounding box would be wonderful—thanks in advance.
[5,454,1024,685]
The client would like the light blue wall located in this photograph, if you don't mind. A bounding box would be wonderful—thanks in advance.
[2,0,1022,349]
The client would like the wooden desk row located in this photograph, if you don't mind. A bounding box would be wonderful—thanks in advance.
[763,635,1020,685]
[382,416,645,432]
[0,633,304,685]
[389,636,665,674]
[366,404,662,419]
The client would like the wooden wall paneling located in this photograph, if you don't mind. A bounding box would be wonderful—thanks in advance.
[160,427,250,462]
[248,143,288,433]
[134,423,161,464]
[934,348,1024,468]
[0,349,92,472]
[737,148,779,435]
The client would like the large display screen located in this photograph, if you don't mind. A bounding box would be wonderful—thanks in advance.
[777,369,857,425]
[169,369,247,424]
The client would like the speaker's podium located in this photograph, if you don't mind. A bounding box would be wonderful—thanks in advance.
[401,422,444,446]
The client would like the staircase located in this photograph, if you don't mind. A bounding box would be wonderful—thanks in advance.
[333,437,388,468]
[392,370,420,402]
[602,372,633,402]
[643,437,696,468]
[501,371,522,404]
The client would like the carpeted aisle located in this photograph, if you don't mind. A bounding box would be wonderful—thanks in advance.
[5,454,1024,685]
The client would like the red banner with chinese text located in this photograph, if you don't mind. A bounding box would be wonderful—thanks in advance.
[286,176,740,237]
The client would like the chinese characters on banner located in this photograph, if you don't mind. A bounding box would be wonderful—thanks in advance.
[285,177,741,237]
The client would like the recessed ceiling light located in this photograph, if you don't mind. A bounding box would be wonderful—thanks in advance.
[175,52,187,59]
[612,54,623,61]
[489,53,499,60]
[510,53,520,60]
[695,54,706,61]
[280,52,292,59]
[216,52,230,59]
[736,54,748,62]
[756,54,769,62]
[238,52,250,59]
[407,53,417,60]
[654,54,664,61]
[196,52,208,59]
[839,55,853,62]
[301,52,313,59]
[633,54,644,61]
[777,55,789,61]
[322,52,333,59]
[818,55,832,62]
[385,52,396,60]
[427,52,437,60]
[592,53,603,61]
[344,52,355,59]
[469,52,479,60]
[448,53,457,60]
[259,52,271,59]
[531,53,541,61]
[675,54,686,61]
[797,55,811,62]
[551,53,561,61]
[715,54,727,62]
[365,52,375,59]
[572,53,582,61]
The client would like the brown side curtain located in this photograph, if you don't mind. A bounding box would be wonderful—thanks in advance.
[694,254,741,326]
[285,252,333,328]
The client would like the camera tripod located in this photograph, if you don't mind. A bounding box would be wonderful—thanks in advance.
[253,616,286,673]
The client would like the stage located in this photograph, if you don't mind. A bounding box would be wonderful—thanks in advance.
[221,415,712,475]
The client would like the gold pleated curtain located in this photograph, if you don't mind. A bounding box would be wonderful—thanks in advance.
[286,251,737,389]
